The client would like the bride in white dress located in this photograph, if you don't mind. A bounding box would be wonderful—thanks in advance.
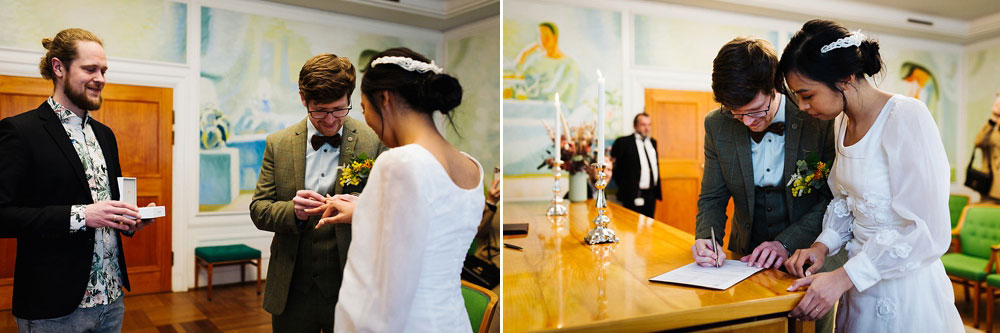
[778,20,962,332]
[309,48,484,332]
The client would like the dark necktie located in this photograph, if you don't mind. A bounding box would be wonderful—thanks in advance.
[310,133,342,150]
[750,122,784,144]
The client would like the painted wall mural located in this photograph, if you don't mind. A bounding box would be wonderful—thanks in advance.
[633,15,779,74]
[445,23,501,183]
[0,0,187,64]
[503,1,622,176]
[877,40,960,174]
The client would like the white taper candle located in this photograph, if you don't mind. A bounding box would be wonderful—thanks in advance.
[596,70,605,164]
[554,92,561,163]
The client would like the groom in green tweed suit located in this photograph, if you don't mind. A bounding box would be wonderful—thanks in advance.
[250,54,385,332]
[692,37,844,332]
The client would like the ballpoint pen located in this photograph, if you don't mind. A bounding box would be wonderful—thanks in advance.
[504,243,523,251]
[711,227,721,268]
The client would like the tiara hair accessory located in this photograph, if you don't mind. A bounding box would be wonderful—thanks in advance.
[820,31,866,54]
[370,56,443,74]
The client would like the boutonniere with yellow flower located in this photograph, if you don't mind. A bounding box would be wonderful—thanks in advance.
[339,153,375,187]
[787,151,830,197]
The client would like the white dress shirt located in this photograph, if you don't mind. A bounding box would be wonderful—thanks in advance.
[634,133,659,189]
[305,120,342,195]
[750,95,786,187]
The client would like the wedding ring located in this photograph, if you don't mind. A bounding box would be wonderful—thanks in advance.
[113,215,119,224]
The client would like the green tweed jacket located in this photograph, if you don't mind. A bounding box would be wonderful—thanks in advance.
[249,116,386,315]
[695,98,835,256]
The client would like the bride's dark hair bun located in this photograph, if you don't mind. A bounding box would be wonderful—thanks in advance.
[417,73,462,115]
[776,19,884,96]
[361,47,463,116]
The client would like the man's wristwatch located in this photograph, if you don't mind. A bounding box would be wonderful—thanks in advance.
[780,241,793,256]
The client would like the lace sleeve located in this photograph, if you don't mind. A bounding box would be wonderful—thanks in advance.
[815,186,855,256]
[842,98,952,292]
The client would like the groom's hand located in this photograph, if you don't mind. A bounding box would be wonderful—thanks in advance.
[691,239,726,267]
[293,190,325,220]
[741,241,788,269]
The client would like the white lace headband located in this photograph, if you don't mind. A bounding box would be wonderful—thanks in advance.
[820,30,866,54]
[370,56,443,74]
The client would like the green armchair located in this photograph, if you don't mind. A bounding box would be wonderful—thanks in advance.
[462,280,498,333]
[943,204,1000,329]
[949,194,970,230]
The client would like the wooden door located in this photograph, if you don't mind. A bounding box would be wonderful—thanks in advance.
[644,89,733,245]
[0,75,173,309]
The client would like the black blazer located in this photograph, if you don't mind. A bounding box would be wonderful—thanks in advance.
[0,101,131,320]
[610,134,662,203]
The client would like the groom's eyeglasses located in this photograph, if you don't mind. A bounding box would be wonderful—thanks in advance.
[309,106,352,119]
[720,98,772,119]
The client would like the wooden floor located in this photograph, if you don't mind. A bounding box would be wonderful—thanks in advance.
[0,282,271,332]
[958,283,999,333]
[0,280,993,332]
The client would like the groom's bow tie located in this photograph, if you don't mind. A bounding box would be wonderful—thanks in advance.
[750,122,784,143]
[311,134,342,150]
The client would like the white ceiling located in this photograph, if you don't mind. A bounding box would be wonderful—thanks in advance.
[264,0,499,31]
[265,0,1000,43]
[652,0,1000,44]
[853,0,1000,21]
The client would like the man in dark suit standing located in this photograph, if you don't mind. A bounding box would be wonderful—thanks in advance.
[611,113,661,218]
[692,37,840,333]
[0,28,156,331]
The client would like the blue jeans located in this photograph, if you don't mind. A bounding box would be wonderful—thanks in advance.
[15,297,124,333]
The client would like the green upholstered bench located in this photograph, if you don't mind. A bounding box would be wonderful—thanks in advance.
[462,280,498,333]
[195,244,262,301]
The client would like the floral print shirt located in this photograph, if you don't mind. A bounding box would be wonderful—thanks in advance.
[48,97,123,307]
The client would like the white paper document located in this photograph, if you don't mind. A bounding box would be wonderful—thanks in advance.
[649,260,764,290]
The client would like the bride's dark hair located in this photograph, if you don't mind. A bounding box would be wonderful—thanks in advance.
[361,47,463,125]
[777,19,884,102]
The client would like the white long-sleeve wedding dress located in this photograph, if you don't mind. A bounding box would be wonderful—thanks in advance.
[813,95,962,332]
[334,144,484,332]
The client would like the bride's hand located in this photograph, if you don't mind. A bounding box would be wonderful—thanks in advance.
[316,196,355,228]
[786,268,853,321]
[784,242,829,278]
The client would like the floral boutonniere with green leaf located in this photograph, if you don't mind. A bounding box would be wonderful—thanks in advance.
[339,153,375,187]
[787,151,830,197]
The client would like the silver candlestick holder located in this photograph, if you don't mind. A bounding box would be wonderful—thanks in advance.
[585,163,618,244]
[545,161,568,216]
